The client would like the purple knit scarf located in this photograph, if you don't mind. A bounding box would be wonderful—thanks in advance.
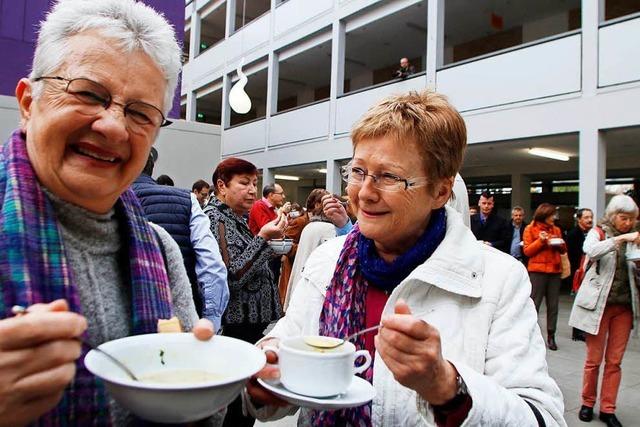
[0,130,173,426]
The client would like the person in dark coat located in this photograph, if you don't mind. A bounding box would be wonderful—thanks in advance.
[565,207,594,341]
[470,192,509,252]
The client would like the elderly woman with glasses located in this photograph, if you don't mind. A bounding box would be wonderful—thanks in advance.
[570,195,640,427]
[245,91,565,426]
[0,1,214,425]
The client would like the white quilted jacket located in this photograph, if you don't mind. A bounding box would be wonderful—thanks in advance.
[252,207,565,426]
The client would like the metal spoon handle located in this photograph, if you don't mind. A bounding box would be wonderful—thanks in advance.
[92,346,139,381]
[11,305,139,381]
[344,324,381,342]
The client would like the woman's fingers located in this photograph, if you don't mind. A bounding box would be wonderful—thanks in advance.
[0,311,87,351]
[193,318,215,340]
[246,378,289,407]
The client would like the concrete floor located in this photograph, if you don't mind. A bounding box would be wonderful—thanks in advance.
[256,294,640,426]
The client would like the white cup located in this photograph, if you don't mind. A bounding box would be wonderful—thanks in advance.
[264,336,371,397]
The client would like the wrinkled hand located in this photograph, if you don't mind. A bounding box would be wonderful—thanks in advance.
[192,319,215,341]
[258,213,288,241]
[0,299,87,427]
[278,202,292,215]
[539,231,549,242]
[375,300,458,405]
[245,338,288,407]
[321,195,349,228]
[619,231,640,244]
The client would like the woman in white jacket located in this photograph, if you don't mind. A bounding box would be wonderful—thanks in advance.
[246,91,565,426]
[569,195,640,427]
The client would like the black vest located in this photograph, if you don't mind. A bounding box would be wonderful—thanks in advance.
[131,174,202,315]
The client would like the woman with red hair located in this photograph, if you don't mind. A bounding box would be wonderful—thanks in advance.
[523,203,567,351]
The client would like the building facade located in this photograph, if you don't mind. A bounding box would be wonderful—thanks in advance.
[182,0,640,218]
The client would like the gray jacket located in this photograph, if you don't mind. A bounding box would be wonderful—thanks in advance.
[569,227,639,335]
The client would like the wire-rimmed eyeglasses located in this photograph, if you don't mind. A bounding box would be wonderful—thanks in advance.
[33,76,171,131]
[341,163,428,192]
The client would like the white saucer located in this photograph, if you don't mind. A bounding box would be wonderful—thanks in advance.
[257,376,375,410]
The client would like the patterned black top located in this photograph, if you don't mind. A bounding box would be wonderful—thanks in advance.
[204,198,282,325]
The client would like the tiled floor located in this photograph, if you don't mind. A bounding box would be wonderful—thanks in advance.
[256,294,640,426]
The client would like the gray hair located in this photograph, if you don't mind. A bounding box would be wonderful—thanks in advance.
[512,206,524,214]
[30,0,181,114]
[604,194,639,223]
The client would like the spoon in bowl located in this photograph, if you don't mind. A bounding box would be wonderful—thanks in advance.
[11,305,140,381]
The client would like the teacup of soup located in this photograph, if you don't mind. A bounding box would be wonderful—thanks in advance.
[263,336,371,397]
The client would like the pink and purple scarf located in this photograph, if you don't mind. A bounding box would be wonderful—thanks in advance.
[0,130,173,425]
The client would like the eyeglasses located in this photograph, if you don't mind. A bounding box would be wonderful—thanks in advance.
[341,163,428,192]
[33,76,171,132]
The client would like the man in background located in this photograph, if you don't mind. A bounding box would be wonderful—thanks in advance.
[192,179,210,208]
[565,207,594,341]
[248,183,287,235]
[394,57,415,79]
[132,150,229,331]
[471,192,509,252]
[508,206,528,265]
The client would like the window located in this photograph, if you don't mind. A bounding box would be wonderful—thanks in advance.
[200,3,227,54]
[234,0,270,32]
[277,39,332,112]
[196,82,223,125]
[443,0,581,65]
[344,2,427,94]
[603,0,640,21]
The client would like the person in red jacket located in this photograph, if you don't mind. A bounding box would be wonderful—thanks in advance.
[523,203,567,351]
[248,183,287,235]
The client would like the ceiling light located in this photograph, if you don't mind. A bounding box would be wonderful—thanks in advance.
[275,174,299,181]
[318,168,327,174]
[528,148,570,162]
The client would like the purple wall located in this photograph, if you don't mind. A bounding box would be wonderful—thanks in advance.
[0,0,184,118]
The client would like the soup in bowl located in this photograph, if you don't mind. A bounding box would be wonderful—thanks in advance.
[85,333,266,423]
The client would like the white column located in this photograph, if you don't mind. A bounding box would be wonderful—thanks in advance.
[266,52,279,118]
[426,0,444,90]
[581,0,602,96]
[328,20,345,136]
[189,9,201,59]
[510,174,531,218]
[325,160,342,195]
[225,0,236,36]
[579,128,606,218]
[221,74,231,129]
[262,168,274,187]
[185,91,197,122]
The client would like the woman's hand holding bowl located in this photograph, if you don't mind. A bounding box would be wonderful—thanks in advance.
[246,338,289,407]
[0,299,87,427]
[375,300,458,406]
[615,231,640,245]
[258,214,288,241]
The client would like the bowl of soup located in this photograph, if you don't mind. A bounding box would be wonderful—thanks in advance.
[85,333,265,423]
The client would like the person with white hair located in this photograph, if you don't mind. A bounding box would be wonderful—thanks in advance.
[570,194,640,427]
[0,1,214,424]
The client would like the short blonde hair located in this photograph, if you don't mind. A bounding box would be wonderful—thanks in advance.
[350,90,467,191]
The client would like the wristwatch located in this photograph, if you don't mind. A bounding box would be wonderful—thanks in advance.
[455,373,469,396]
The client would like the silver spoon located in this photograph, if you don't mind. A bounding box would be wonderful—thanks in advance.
[304,324,382,350]
[11,305,139,381]
[304,309,430,350]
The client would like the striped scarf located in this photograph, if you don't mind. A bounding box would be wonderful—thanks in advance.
[0,130,173,426]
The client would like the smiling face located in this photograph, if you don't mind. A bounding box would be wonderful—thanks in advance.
[347,137,451,259]
[16,32,166,213]
[218,173,258,216]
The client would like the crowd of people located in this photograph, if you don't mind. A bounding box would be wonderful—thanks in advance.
[0,1,638,427]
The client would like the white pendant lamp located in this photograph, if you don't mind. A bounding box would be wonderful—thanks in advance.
[229,58,251,114]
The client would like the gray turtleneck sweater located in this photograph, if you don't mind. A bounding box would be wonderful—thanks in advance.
[48,192,205,425]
